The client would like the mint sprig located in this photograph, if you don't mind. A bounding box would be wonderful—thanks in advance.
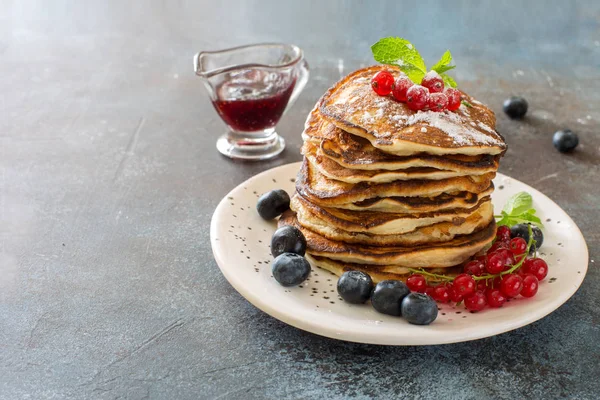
[371,37,457,87]
[495,191,543,228]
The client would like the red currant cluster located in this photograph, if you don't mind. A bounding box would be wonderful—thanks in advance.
[406,225,549,312]
[370,70,461,112]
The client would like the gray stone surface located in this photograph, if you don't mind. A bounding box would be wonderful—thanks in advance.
[1,1,599,399]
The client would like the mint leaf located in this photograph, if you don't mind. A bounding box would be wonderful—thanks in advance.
[371,37,427,83]
[441,73,457,88]
[502,192,533,216]
[495,191,544,228]
[431,50,455,74]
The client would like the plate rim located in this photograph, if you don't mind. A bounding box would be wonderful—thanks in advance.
[210,162,589,345]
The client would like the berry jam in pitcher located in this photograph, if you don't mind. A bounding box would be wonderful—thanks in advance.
[213,69,296,132]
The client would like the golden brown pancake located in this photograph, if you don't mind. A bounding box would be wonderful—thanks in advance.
[279,211,497,267]
[291,193,492,235]
[296,157,495,207]
[305,255,463,284]
[319,65,506,156]
[303,104,501,174]
[291,195,493,245]
[304,140,478,183]
[337,185,495,212]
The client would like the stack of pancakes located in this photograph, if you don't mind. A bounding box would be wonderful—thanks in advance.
[280,66,507,282]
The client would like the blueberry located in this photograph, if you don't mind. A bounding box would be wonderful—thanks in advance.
[553,130,579,153]
[510,223,543,252]
[256,189,290,220]
[271,253,310,287]
[371,280,410,316]
[401,293,438,325]
[503,96,528,119]
[337,271,374,304]
[271,225,307,258]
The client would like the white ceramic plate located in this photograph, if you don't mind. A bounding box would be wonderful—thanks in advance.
[210,162,588,345]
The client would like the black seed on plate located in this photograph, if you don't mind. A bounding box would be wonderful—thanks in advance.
[442,313,446,316]
[462,316,467,318]
[227,196,233,200]
[499,185,505,190]
[240,250,244,253]
[558,243,562,246]
[246,256,250,259]
[258,240,262,243]
[456,311,462,314]
[324,296,329,299]
[233,215,237,218]
[546,218,551,222]
[272,179,277,183]
[299,285,303,288]
[290,178,295,182]
[549,277,557,283]
[557,221,560,224]
[330,301,335,304]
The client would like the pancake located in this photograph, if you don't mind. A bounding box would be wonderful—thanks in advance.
[303,104,501,174]
[279,211,497,267]
[296,157,495,207]
[336,185,494,212]
[306,255,463,284]
[319,65,507,156]
[303,140,471,183]
[292,195,493,245]
[291,193,492,236]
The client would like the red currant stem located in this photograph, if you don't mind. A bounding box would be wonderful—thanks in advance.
[407,226,535,283]
[406,268,454,282]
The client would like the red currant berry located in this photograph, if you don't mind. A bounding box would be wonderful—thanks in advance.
[371,70,394,96]
[486,288,507,308]
[496,226,512,242]
[477,280,488,292]
[406,274,427,293]
[421,71,444,93]
[488,241,509,254]
[432,285,450,303]
[464,259,485,276]
[509,237,528,256]
[391,77,413,102]
[445,88,461,111]
[464,291,487,312]
[485,252,506,274]
[424,286,435,297]
[521,275,539,298]
[491,276,502,289]
[447,285,463,303]
[427,92,449,112]
[406,85,430,111]
[452,273,476,297]
[523,258,548,281]
[498,249,516,270]
[500,274,524,298]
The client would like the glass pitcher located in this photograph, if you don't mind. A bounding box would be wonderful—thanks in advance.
[194,43,309,160]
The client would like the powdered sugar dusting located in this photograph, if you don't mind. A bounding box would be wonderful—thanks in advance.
[406,111,503,146]
[421,127,427,133]
[424,70,441,80]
